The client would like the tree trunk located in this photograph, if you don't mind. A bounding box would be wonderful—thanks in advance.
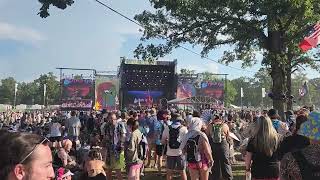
[286,64,293,111]
[271,60,286,120]
[268,30,286,121]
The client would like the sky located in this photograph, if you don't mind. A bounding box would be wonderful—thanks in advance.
[0,0,318,82]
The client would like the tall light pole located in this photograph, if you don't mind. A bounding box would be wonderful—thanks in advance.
[43,84,47,107]
[240,87,244,109]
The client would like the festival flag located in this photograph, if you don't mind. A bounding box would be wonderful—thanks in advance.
[299,81,308,97]
[299,22,320,52]
[262,88,266,98]
[240,87,244,97]
[14,83,18,93]
[43,84,47,97]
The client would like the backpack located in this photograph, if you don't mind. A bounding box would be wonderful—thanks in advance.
[168,126,181,149]
[137,134,147,160]
[212,123,224,143]
[292,150,320,179]
[186,135,201,163]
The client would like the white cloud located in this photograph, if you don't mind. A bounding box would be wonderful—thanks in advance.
[0,22,46,44]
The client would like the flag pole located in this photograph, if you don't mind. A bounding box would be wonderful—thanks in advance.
[14,83,18,108]
[307,81,312,105]
[43,84,47,107]
[240,87,243,109]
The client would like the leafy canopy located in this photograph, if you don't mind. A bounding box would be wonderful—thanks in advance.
[133,0,320,69]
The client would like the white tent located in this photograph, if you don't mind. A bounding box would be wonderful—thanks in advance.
[230,104,241,109]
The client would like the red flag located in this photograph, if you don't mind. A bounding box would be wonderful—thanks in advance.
[299,23,320,52]
[299,39,313,52]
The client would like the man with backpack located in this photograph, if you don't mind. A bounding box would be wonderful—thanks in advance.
[207,114,233,180]
[161,113,188,180]
[126,120,144,180]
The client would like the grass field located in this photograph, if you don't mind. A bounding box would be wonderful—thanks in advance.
[141,163,245,180]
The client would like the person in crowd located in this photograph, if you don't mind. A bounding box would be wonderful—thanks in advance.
[0,130,55,180]
[145,109,157,168]
[55,139,77,168]
[126,120,143,180]
[267,109,289,135]
[154,110,169,174]
[84,148,107,180]
[49,117,63,148]
[207,114,233,180]
[245,116,281,180]
[280,111,320,180]
[104,112,124,180]
[180,114,213,180]
[161,113,188,180]
[87,112,96,134]
[90,132,102,147]
[65,111,82,144]
[56,167,74,180]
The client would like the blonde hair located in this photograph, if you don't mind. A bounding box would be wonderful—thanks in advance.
[252,116,279,156]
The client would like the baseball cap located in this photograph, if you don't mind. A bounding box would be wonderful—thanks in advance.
[57,167,74,180]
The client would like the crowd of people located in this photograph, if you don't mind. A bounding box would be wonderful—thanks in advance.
[0,106,319,180]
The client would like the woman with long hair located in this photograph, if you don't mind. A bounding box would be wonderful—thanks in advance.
[245,115,280,180]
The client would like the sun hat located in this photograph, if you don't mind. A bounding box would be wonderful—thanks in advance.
[298,111,320,141]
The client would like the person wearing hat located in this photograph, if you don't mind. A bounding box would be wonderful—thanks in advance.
[267,109,289,135]
[56,167,74,180]
[279,111,320,180]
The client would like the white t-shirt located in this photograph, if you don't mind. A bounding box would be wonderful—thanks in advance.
[162,124,188,156]
[50,122,62,137]
[66,117,81,137]
[114,119,127,146]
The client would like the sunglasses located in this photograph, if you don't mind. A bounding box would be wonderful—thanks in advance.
[19,137,50,164]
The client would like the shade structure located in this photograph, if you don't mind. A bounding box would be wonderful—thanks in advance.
[167,96,221,105]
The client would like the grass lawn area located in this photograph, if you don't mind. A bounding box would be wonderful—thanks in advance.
[141,163,245,180]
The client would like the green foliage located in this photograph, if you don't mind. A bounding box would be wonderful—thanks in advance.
[134,0,320,66]
[133,0,320,114]
[0,73,60,105]
[37,0,74,18]
[0,77,16,104]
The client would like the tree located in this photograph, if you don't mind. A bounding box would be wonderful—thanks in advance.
[37,0,74,18]
[0,77,16,104]
[34,72,60,105]
[134,0,320,119]
[17,82,39,105]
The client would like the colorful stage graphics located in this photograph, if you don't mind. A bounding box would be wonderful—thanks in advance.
[177,83,197,99]
[62,79,93,99]
[95,76,119,110]
[177,78,224,102]
[61,79,94,110]
[126,91,164,105]
[200,81,224,100]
